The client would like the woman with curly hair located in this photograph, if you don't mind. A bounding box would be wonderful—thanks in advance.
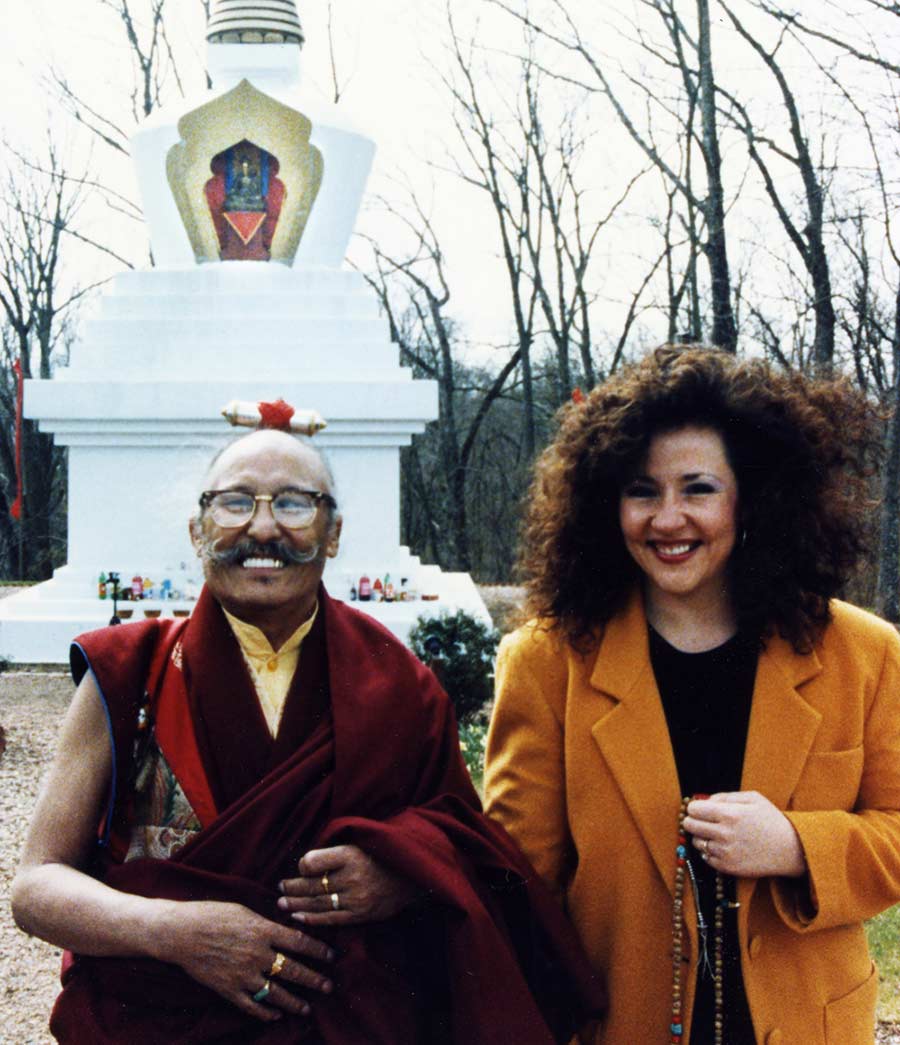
[484,346,900,1044]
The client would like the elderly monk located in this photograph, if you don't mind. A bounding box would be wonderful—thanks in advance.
[12,429,602,1044]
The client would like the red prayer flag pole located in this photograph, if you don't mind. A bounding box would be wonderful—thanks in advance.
[9,359,23,521]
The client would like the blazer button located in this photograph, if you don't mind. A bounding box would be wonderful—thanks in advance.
[765,1031,783,1045]
[748,935,763,959]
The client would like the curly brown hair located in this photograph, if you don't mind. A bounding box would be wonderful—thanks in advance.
[519,346,884,653]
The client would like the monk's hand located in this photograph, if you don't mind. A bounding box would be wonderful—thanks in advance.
[684,791,807,879]
[278,844,422,926]
[163,900,334,1021]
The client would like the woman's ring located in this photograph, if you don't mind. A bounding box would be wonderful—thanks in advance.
[321,874,330,894]
[269,952,286,978]
[701,838,710,855]
[252,980,272,1003]
[330,891,341,911]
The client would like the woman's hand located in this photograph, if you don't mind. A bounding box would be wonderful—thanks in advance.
[683,791,807,878]
[163,900,335,1022]
[277,844,423,927]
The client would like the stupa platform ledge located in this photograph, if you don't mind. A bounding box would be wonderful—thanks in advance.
[27,381,435,424]
[29,426,435,451]
[109,264,371,294]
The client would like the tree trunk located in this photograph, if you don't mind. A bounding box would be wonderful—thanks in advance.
[697,0,737,352]
[876,284,900,622]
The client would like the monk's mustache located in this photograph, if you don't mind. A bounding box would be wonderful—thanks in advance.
[201,537,321,567]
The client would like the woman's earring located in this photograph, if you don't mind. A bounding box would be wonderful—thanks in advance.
[739,528,747,549]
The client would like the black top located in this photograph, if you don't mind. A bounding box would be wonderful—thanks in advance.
[649,626,759,1045]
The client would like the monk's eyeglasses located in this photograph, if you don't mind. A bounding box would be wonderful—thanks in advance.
[199,489,337,529]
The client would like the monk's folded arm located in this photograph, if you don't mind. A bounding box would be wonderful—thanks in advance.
[10,675,331,992]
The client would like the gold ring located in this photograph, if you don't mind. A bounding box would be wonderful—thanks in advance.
[330,891,340,911]
[269,952,286,978]
[321,874,330,894]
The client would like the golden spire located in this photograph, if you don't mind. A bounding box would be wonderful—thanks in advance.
[207,0,305,46]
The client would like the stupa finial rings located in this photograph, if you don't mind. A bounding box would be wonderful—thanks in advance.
[207,0,305,46]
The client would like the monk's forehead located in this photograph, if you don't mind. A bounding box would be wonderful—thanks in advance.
[206,432,330,491]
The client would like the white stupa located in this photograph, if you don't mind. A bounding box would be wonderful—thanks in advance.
[0,1,488,663]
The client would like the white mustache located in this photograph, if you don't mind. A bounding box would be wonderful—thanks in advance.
[198,535,321,567]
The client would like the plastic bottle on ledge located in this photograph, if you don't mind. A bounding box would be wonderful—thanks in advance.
[358,575,372,602]
[98,573,108,600]
[372,577,384,602]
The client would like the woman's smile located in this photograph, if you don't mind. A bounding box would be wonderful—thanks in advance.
[649,540,700,560]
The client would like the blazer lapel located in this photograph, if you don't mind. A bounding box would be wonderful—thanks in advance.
[735,634,822,920]
[589,594,683,894]
[740,636,822,805]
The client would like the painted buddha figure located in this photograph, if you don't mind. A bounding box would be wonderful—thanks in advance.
[205,140,286,261]
[225,155,266,212]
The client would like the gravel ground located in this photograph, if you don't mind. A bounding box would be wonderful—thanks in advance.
[1,671,71,1045]
[1,594,898,1042]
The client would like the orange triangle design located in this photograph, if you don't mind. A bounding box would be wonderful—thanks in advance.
[223,211,266,245]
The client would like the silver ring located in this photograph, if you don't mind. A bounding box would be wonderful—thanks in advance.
[252,979,271,1002]
[701,850,710,863]
[330,891,340,911]
[701,838,710,855]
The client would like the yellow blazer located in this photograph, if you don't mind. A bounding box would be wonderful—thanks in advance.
[484,594,900,1045]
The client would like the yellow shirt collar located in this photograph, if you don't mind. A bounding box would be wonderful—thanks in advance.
[223,604,318,658]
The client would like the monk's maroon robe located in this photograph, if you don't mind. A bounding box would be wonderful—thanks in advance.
[50,587,603,1044]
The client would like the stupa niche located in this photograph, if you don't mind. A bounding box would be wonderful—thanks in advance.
[167,80,323,263]
[0,2,489,663]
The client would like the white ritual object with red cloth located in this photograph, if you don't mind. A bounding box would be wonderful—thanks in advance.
[0,3,489,663]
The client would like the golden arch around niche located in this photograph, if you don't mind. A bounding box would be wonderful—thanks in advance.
[166,79,323,263]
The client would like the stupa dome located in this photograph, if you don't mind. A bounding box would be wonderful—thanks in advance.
[207,0,304,46]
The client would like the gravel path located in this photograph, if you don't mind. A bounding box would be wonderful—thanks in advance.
[1,672,71,1045]
[1,667,899,1044]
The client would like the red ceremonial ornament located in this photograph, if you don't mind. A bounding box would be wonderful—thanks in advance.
[571,387,586,404]
[9,359,24,520]
[257,398,296,431]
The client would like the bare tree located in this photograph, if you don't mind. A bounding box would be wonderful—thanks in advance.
[358,191,523,571]
[714,2,836,374]
[47,0,207,259]
[0,148,110,579]
[745,0,900,614]
[487,0,740,352]
[438,7,642,452]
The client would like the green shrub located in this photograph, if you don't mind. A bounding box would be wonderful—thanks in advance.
[458,717,489,792]
[409,609,500,723]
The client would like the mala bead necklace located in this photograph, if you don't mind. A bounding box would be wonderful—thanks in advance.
[671,798,689,1042]
[671,797,738,1045]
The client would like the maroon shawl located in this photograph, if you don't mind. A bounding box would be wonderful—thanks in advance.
[51,587,603,1044]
